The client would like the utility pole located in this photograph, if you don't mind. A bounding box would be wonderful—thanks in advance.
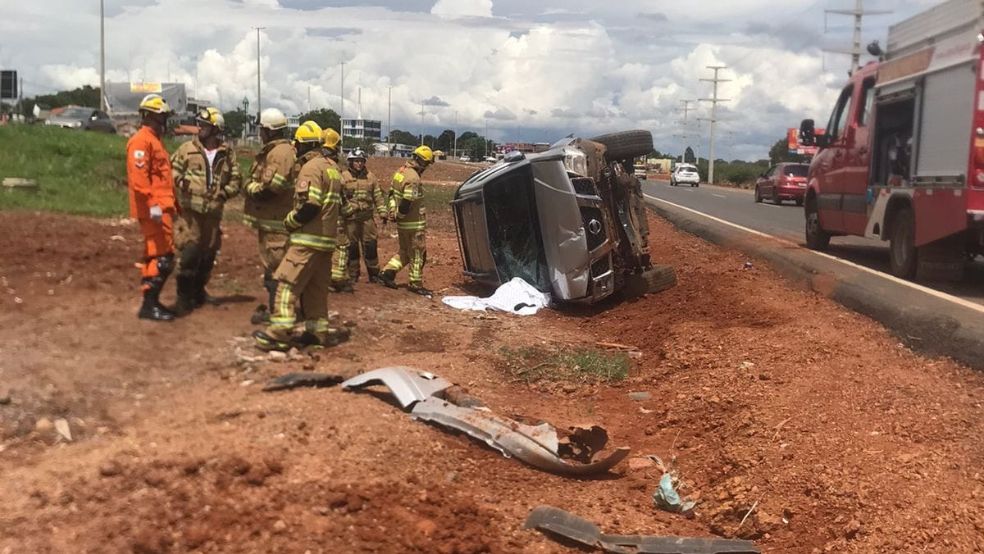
[453,110,458,159]
[825,0,891,75]
[484,119,489,159]
[699,66,730,186]
[307,85,311,112]
[339,61,345,146]
[99,0,106,112]
[419,101,424,145]
[677,99,696,163]
[254,27,265,122]
[387,85,392,143]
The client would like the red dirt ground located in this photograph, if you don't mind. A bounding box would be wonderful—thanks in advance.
[1,201,983,553]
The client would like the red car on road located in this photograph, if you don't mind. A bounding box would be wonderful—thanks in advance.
[754,163,809,206]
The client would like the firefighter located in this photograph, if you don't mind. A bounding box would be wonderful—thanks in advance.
[170,107,242,314]
[243,108,296,324]
[126,94,176,321]
[340,148,386,283]
[253,121,349,352]
[379,145,435,296]
[321,128,354,293]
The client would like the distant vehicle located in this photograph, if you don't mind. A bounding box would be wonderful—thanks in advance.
[670,164,699,187]
[453,130,675,305]
[46,106,116,134]
[633,162,647,180]
[460,156,472,162]
[754,163,808,206]
[484,156,498,163]
[798,0,984,281]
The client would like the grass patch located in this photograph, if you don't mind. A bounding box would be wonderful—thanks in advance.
[422,183,456,213]
[498,345,630,384]
[0,125,186,217]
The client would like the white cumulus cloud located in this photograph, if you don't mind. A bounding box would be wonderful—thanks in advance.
[431,0,493,19]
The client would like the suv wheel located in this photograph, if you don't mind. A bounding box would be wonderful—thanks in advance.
[804,198,830,251]
[622,265,677,299]
[590,130,654,160]
[754,186,762,203]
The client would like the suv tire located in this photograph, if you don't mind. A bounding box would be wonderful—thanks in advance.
[590,130,654,161]
[622,265,677,299]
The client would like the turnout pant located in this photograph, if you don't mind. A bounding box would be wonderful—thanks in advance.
[384,227,426,287]
[175,210,222,299]
[257,229,288,306]
[138,213,175,291]
[344,217,380,281]
[266,245,333,341]
[331,222,351,285]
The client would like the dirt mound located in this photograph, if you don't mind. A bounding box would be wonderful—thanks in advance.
[367,158,479,185]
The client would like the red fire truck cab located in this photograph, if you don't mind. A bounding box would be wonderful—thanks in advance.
[799,0,984,281]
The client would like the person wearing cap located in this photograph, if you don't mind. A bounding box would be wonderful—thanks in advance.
[126,93,177,321]
[253,121,350,352]
[379,145,435,297]
[243,108,296,324]
[169,107,242,314]
[340,148,386,283]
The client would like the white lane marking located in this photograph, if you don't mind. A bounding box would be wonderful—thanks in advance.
[711,193,727,199]
[644,193,984,315]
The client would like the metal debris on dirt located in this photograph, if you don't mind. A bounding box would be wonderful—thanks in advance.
[653,472,697,515]
[262,372,345,392]
[341,367,629,476]
[524,505,760,554]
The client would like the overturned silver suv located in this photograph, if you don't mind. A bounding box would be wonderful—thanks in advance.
[452,130,675,304]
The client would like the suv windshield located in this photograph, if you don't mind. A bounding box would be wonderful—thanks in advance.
[784,165,808,177]
[483,163,550,290]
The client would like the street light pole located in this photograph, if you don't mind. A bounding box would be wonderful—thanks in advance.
[99,0,106,112]
[340,61,345,147]
[254,27,265,123]
[453,110,458,159]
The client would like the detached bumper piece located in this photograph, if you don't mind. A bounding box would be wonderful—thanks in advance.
[525,506,760,554]
[341,367,629,477]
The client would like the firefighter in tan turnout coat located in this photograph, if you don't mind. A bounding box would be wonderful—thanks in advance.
[243,108,296,323]
[170,107,242,314]
[340,148,387,283]
[379,145,435,296]
[253,121,351,352]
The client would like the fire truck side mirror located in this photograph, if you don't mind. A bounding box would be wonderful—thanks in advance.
[799,119,816,146]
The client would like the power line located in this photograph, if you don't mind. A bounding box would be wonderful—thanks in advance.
[698,65,730,185]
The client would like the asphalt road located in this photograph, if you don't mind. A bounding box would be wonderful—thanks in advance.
[642,178,984,307]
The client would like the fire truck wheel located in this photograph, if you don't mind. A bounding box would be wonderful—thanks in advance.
[804,198,830,251]
[889,207,917,279]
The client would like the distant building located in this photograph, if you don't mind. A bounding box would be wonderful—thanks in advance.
[495,142,551,155]
[343,118,382,141]
[372,142,415,158]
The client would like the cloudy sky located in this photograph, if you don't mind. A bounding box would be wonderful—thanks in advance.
[0,0,943,159]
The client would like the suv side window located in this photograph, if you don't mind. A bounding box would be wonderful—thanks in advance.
[828,85,854,140]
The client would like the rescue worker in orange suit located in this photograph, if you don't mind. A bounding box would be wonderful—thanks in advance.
[126,94,177,321]
[340,148,387,283]
[253,121,351,352]
[243,108,296,323]
[379,145,435,296]
[170,107,242,314]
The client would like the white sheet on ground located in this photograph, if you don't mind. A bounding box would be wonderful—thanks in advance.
[442,278,551,316]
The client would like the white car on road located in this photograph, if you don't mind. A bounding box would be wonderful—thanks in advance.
[670,164,700,187]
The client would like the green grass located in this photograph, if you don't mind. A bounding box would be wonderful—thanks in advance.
[422,183,456,213]
[0,125,188,217]
[498,345,630,384]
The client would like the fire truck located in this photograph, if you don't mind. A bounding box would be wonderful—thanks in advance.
[799,0,984,281]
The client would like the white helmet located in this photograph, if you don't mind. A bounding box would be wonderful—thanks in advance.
[259,108,288,130]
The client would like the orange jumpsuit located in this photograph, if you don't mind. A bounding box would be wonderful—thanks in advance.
[126,125,176,282]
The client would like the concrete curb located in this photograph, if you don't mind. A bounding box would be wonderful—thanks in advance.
[648,200,984,370]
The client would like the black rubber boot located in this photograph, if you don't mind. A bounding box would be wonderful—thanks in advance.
[174,275,197,316]
[378,269,398,289]
[408,284,433,298]
[367,268,381,284]
[138,278,176,322]
[195,253,219,307]
[331,280,355,293]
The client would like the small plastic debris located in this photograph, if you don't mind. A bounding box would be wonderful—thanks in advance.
[653,473,696,514]
[54,418,72,442]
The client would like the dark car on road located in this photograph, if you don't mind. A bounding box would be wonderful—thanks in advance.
[46,106,116,134]
[452,130,676,305]
[754,162,808,205]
